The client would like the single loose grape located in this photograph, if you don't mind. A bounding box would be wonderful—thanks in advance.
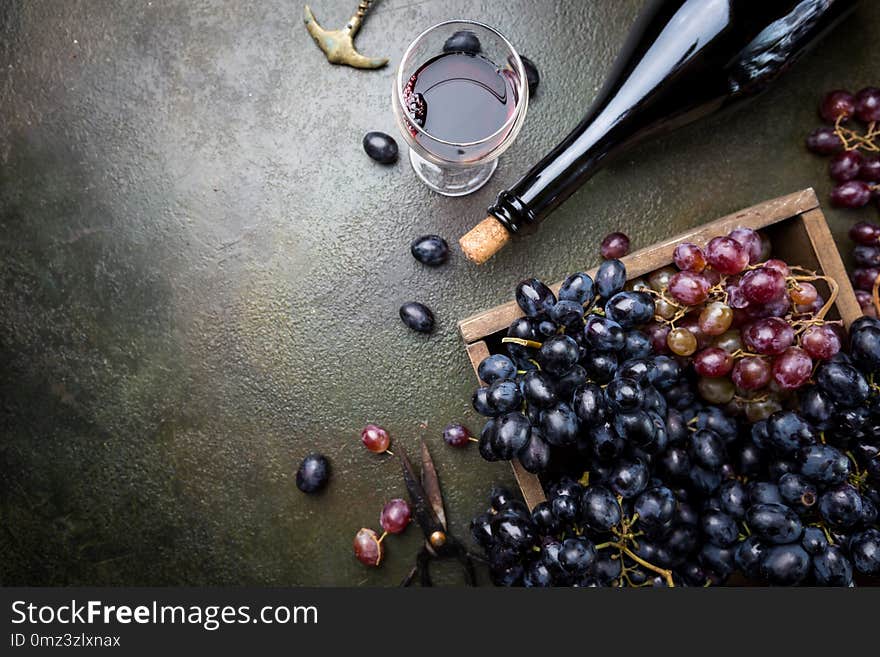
[380,499,412,534]
[600,232,630,259]
[831,181,872,208]
[443,422,472,447]
[361,424,391,453]
[354,528,384,567]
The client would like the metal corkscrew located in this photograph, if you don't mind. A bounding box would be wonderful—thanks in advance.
[303,1,388,69]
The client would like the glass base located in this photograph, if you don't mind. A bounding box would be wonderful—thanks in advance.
[408,149,497,197]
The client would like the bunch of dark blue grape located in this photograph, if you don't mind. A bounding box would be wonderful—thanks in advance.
[467,262,880,585]
[474,260,671,473]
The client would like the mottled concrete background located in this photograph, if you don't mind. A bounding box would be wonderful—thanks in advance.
[1,1,878,585]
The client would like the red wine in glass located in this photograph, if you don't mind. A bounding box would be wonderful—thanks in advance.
[403,52,518,161]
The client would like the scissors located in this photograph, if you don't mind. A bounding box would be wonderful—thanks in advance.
[399,441,477,587]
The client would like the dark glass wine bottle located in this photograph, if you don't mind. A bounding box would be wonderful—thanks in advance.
[460,0,856,263]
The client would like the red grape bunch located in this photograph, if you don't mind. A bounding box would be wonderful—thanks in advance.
[806,88,880,210]
[639,226,842,417]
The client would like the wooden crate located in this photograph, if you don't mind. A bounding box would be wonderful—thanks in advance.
[458,189,861,510]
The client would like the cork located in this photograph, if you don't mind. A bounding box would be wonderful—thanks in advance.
[459,216,511,264]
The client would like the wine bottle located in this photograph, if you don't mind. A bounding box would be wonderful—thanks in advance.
[460,0,857,264]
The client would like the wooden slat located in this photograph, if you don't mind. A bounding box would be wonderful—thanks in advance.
[800,207,861,328]
[458,189,820,343]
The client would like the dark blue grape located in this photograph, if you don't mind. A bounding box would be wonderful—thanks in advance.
[799,387,836,429]
[362,131,399,164]
[849,324,880,372]
[591,423,625,461]
[699,543,736,579]
[688,429,727,471]
[766,411,816,454]
[689,466,721,496]
[443,30,481,54]
[584,351,618,383]
[605,377,644,412]
[523,560,553,587]
[399,301,434,332]
[634,486,675,527]
[759,544,810,585]
[550,300,585,328]
[530,501,558,534]
[478,354,517,384]
[478,419,500,461]
[818,484,863,529]
[487,380,522,413]
[747,503,803,545]
[515,278,556,317]
[595,259,626,298]
[295,453,330,493]
[470,512,494,549]
[558,537,597,576]
[622,330,652,360]
[554,364,587,401]
[735,536,765,579]
[472,386,497,416]
[718,480,748,519]
[659,446,690,480]
[552,495,580,523]
[614,409,655,447]
[778,473,818,513]
[572,383,606,424]
[517,428,550,474]
[538,335,580,377]
[558,272,595,306]
[801,527,828,555]
[816,361,869,408]
[695,407,738,444]
[748,481,783,505]
[605,291,655,328]
[410,234,449,266]
[491,412,532,459]
[489,486,515,511]
[609,458,649,498]
[701,510,739,547]
[849,528,880,576]
[798,444,849,486]
[539,403,580,447]
[580,485,621,531]
[649,355,682,390]
[812,546,853,586]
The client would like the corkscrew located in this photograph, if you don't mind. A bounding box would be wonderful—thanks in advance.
[303,1,388,70]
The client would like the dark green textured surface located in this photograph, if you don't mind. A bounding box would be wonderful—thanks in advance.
[1,0,878,586]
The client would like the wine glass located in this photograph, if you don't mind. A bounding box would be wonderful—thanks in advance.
[392,20,529,197]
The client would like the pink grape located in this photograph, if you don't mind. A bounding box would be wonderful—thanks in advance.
[646,322,671,354]
[601,232,630,259]
[380,499,412,534]
[854,87,880,123]
[831,181,872,208]
[772,347,813,390]
[820,90,855,123]
[353,528,384,566]
[856,290,878,318]
[850,222,880,245]
[829,150,863,182]
[667,271,711,306]
[805,127,843,155]
[706,237,749,275]
[443,422,472,447]
[731,356,771,391]
[742,317,794,355]
[859,155,880,183]
[852,267,880,292]
[361,424,391,453]
[693,347,734,378]
[740,267,786,304]
[763,259,790,278]
[673,242,707,272]
[728,228,762,264]
[801,324,841,361]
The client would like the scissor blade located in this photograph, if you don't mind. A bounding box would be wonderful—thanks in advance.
[420,440,447,530]
[399,445,445,538]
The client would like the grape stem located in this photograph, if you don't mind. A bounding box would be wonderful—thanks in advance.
[501,337,543,349]
[834,116,879,152]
